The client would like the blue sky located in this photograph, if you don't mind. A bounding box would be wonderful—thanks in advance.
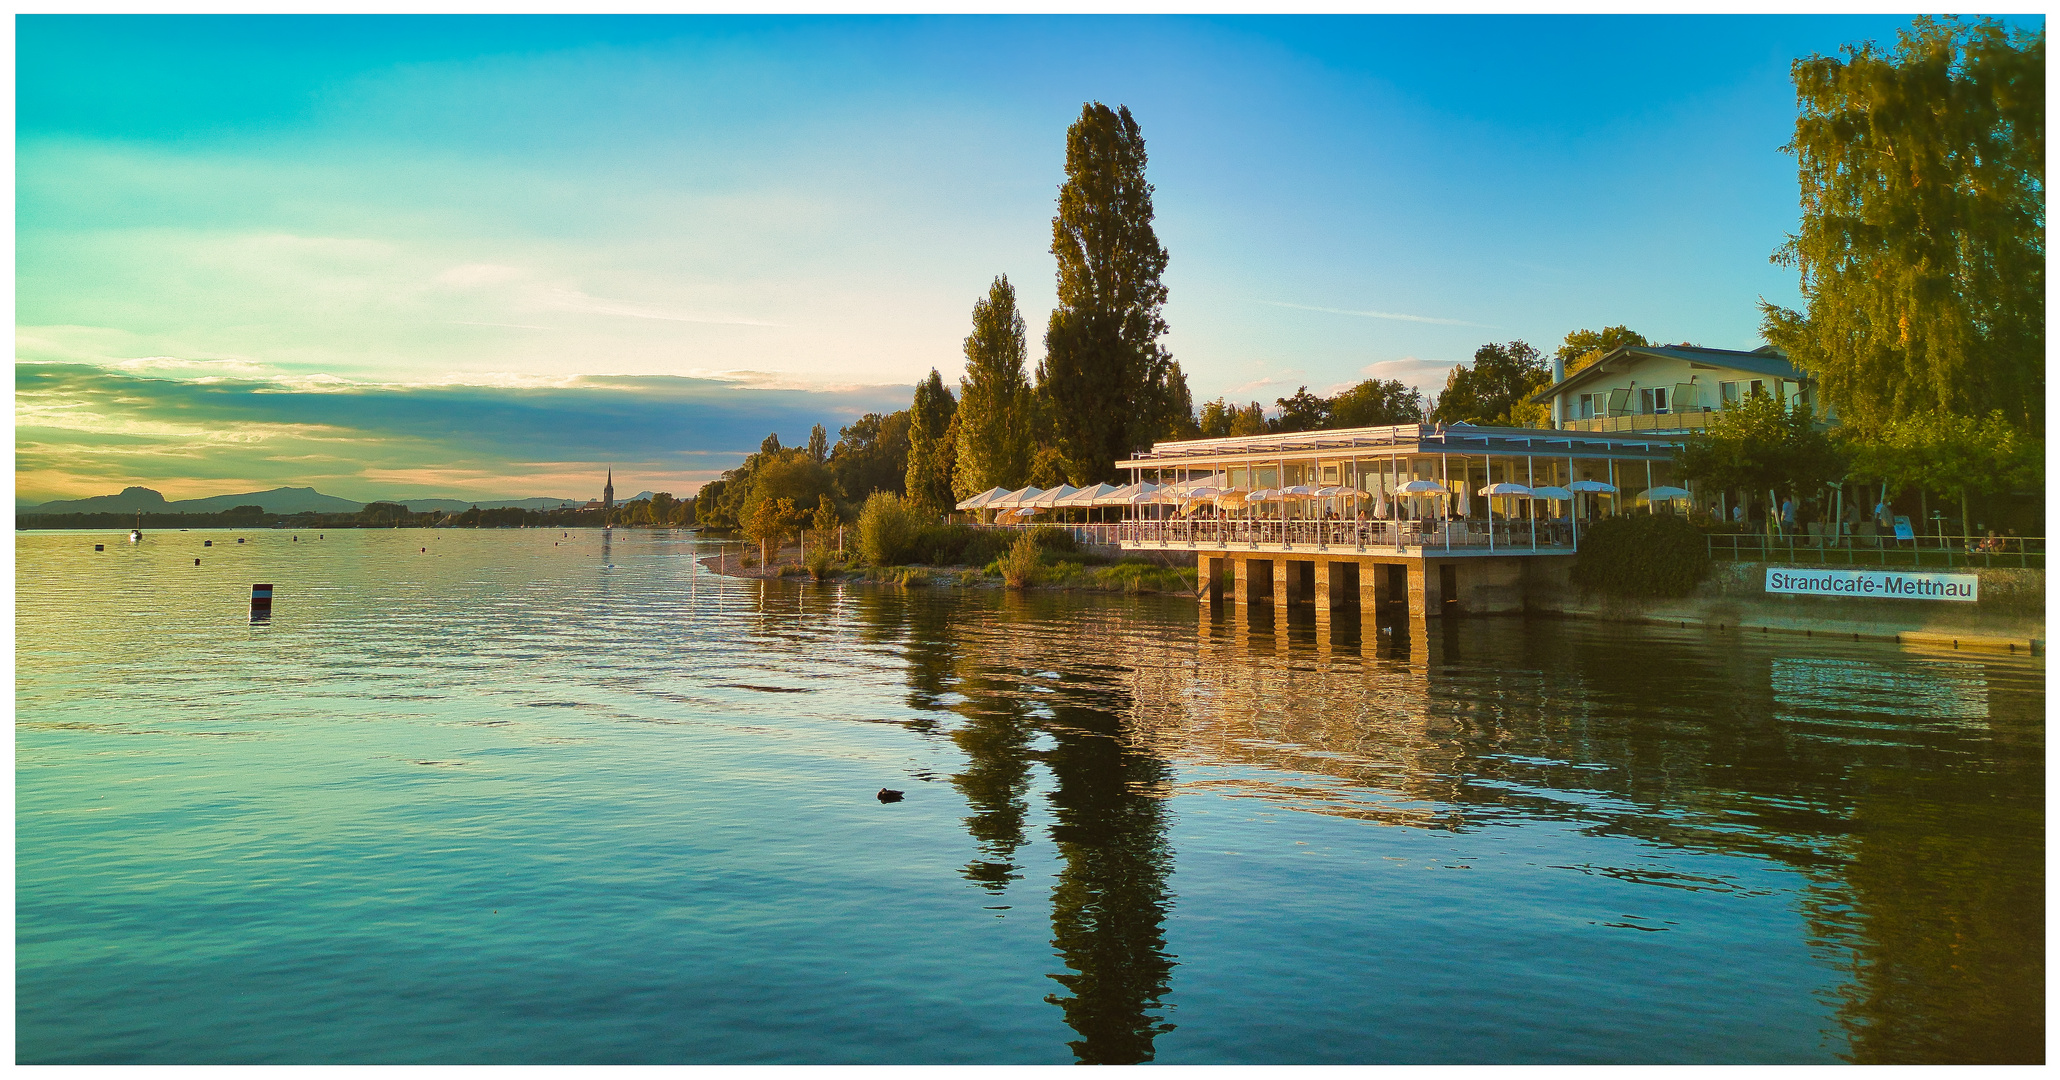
[18,14,2010,504]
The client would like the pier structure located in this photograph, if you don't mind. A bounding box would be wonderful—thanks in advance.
[1114,423,1688,621]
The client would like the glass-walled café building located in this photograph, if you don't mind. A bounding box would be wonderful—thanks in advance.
[1111,423,1687,618]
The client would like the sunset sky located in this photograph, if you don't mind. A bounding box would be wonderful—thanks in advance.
[17,14,1984,505]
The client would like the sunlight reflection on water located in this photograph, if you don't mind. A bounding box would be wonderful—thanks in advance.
[15,527,2045,1064]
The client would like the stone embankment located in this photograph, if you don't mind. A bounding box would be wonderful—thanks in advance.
[1522,559,2043,654]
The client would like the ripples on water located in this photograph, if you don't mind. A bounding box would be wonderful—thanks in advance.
[15,528,2044,1063]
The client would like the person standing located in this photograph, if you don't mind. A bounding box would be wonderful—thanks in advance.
[1780,496,1796,536]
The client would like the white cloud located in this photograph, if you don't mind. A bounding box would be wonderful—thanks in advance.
[1259,300,1493,329]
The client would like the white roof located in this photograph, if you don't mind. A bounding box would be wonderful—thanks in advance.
[955,486,1010,511]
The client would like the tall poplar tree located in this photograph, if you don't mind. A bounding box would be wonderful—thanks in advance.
[1760,16,2044,435]
[954,275,1034,498]
[1038,102,1187,483]
[905,369,959,515]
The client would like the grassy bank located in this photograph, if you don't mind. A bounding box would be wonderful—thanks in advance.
[698,533,1196,596]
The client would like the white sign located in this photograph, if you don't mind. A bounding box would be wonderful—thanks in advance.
[1765,567,1979,602]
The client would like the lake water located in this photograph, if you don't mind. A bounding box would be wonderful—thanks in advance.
[16,528,2045,1063]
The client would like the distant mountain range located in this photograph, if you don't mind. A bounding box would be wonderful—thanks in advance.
[19,486,591,515]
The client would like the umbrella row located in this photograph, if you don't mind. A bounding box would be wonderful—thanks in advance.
[957,478,1692,513]
[955,482,1168,513]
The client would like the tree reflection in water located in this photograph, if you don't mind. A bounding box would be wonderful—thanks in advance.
[852,584,2041,1064]
[880,589,1178,1062]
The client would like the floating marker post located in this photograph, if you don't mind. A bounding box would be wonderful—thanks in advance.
[204,540,212,547]
[238,538,246,544]
[195,559,201,565]
[94,544,104,551]
[250,583,273,618]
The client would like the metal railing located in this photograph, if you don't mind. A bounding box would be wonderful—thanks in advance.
[1557,410,1713,434]
[1708,532,2044,570]
[1059,518,1579,553]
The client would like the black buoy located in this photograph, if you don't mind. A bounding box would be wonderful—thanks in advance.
[877,788,904,803]
[94,544,104,551]
[204,540,212,547]
[250,583,273,616]
[237,538,245,544]
[194,558,201,565]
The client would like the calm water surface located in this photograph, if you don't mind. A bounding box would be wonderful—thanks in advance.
[16,528,2044,1063]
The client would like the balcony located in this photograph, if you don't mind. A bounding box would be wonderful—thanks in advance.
[1557,410,1713,434]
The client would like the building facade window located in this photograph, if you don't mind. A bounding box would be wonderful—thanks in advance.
[1639,387,1669,414]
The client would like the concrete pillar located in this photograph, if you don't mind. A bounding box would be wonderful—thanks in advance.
[1233,558,1251,605]
[1359,559,1382,612]
[1274,559,1290,606]
[1313,560,1330,609]
[1408,561,1437,618]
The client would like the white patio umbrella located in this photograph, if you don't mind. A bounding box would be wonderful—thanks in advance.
[1169,473,1230,495]
[1477,483,1533,497]
[1633,485,1695,514]
[1245,488,1286,501]
[1281,484,1321,497]
[1530,486,1575,543]
[956,486,1009,511]
[1394,480,1448,494]
[987,486,1043,510]
[1096,482,1147,506]
[1027,484,1081,509]
[1055,483,1121,507]
[1567,479,1615,525]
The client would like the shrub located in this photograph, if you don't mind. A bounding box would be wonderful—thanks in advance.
[1001,531,1040,589]
[805,546,837,580]
[777,563,807,577]
[1571,514,1711,598]
[906,523,1012,567]
[896,567,930,587]
[1029,526,1078,555]
[856,492,923,566]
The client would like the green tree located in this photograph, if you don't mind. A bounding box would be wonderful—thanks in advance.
[807,424,829,465]
[1327,379,1425,428]
[694,478,732,531]
[1555,326,1650,377]
[1760,16,2044,435]
[829,410,912,507]
[1195,398,1238,438]
[1158,360,1199,440]
[1038,102,1183,483]
[954,275,1035,498]
[1850,410,2042,534]
[811,493,840,535]
[1268,387,1331,433]
[744,496,800,568]
[1432,341,1550,426]
[905,369,959,514]
[1676,393,1846,525]
[744,449,835,535]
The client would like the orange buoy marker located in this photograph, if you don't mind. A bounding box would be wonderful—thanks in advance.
[251,583,273,617]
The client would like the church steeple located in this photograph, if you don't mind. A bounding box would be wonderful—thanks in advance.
[603,468,614,511]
